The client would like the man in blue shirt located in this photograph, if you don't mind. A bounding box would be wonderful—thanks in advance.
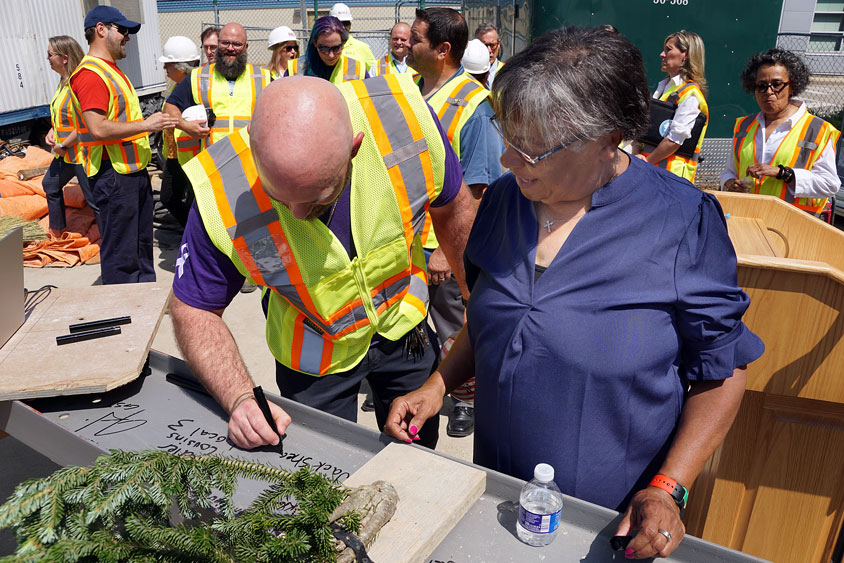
[408,7,504,437]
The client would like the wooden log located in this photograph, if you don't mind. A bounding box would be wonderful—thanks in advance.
[17,166,49,181]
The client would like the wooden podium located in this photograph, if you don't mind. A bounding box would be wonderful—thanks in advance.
[685,192,844,563]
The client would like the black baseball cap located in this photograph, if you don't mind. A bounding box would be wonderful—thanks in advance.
[83,6,141,34]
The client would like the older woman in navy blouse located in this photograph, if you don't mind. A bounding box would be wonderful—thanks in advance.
[386,26,764,559]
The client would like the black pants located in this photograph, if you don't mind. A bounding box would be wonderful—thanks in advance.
[275,321,440,449]
[159,158,194,227]
[42,158,98,230]
[90,160,155,284]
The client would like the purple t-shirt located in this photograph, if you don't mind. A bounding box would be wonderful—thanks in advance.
[172,105,463,311]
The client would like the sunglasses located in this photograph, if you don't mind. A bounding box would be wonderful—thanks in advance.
[281,44,299,53]
[317,44,343,55]
[755,81,790,94]
[107,23,129,38]
[490,117,582,166]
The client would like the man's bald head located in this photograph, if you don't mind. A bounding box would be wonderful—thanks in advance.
[251,77,360,219]
[390,22,411,60]
[220,23,247,45]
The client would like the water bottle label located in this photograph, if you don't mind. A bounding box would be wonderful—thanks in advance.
[518,506,561,533]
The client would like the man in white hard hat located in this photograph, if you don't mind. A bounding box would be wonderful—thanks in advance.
[375,22,413,76]
[409,8,504,437]
[70,5,179,284]
[474,23,504,89]
[329,3,377,73]
[158,36,201,227]
[462,38,491,86]
[266,26,299,79]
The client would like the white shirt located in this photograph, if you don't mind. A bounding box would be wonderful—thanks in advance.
[653,74,701,145]
[391,53,408,74]
[719,101,840,199]
[485,59,503,90]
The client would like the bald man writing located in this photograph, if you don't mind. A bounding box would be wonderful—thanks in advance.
[171,74,473,449]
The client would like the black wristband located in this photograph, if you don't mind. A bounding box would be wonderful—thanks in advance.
[783,167,795,183]
[776,164,785,180]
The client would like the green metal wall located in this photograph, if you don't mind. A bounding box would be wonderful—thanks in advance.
[523,0,785,137]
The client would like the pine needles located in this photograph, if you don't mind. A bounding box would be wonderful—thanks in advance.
[0,215,47,242]
[0,450,364,562]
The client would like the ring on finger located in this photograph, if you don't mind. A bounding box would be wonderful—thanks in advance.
[657,529,671,543]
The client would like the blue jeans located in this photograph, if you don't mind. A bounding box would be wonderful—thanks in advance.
[89,160,155,284]
[41,158,98,230]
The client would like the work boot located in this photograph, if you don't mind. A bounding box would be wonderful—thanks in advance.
[361,392,375,412]
[447,402,474,437]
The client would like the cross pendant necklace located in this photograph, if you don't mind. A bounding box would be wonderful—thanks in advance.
[543,219,557,233]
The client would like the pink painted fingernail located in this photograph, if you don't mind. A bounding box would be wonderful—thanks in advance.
[412,435,420,441]
[624,548,635,559]
[405,438,412,444]
[409,425,418,435]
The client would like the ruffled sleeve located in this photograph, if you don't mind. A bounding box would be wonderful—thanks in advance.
[675,192,765,380]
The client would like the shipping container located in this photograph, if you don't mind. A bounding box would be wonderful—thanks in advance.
[0,0,166,138]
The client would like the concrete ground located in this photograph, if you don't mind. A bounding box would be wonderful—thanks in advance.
[16,174,474,462]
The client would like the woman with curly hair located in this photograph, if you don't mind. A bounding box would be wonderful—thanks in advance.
[284,16,366,84]
[635,30,708,183]
[721,48,840,215]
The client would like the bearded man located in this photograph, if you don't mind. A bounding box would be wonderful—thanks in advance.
[164,23,271,147]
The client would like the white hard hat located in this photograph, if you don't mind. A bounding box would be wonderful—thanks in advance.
[181,104,207,122]
[159,36,200,63]
[329,3,353,21]
[268,26,297,49]
[462,39,491,74]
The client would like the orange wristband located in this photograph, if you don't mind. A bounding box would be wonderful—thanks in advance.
[648,474,688,510]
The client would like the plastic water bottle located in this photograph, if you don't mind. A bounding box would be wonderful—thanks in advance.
[517,463,563,546]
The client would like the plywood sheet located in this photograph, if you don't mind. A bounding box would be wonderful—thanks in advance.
[0,283,170,400]
[344,442,486,563]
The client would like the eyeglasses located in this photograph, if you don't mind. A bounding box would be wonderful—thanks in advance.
[107,23,129,38]
[481,40,500,49]
[490,117,582,166]
[47,51,59,58]
[755,81,790,94]
[219,40,245,50]
[281,44,299,53]
[202,44,218,52]
[317,44,343,55]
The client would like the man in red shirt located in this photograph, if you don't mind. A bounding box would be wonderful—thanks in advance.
[70,6,178,284]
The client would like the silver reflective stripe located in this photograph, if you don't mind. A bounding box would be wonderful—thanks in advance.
[362,76,431,235]
[734,115,756,164]
[295,61,306,76]
[122,141,141,171]
[439,80,481,136]
[226,208,278,239]
[298,325,325,373]
[208,137,365,336]
[407,270,429,305]
[343,59,361,81]
[251,68,266,97]
[794,116,824,170]
[199,68,212,107]
[372,275,410,311]
[379,56,389,75]
[383,138,427,169]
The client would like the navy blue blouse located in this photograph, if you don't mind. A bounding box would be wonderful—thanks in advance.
[464,155,764,511]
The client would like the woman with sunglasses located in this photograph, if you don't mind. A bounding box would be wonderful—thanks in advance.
[43,35,98,237]
[721,48,840,216]
[284,16,366,84]
[386,26,763,559]
[634,30,708,183]
[266,26,299,80]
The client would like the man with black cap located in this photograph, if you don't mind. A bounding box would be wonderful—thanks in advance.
[70,6,178,284]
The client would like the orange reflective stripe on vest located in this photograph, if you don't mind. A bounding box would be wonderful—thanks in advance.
[343,57,363,81]
[436,79,487,145]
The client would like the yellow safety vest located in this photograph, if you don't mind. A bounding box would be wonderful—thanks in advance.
[733,111,840,214]
[159,84,202,167]
[376,53,413,76]
[70,55,151,176]
[342,35,377,71]
[184,73,446,375]
[287,55,364,85]
[418,71,489,249]
[190,63,271,145]
[641,80,708,183]
[50,83,84,165]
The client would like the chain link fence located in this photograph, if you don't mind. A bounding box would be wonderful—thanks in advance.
[158,1,458,70]
[777,33,844,124]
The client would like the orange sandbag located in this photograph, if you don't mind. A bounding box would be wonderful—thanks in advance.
[85,222,100,243]
[63,183,87,208]
[65,206,95,235]
[0,178,34,197]
[0,194,48,221]
[23,231,100,267]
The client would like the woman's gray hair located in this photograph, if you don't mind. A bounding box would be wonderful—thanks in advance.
[173,60,199,74]
[492,26,650,148]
